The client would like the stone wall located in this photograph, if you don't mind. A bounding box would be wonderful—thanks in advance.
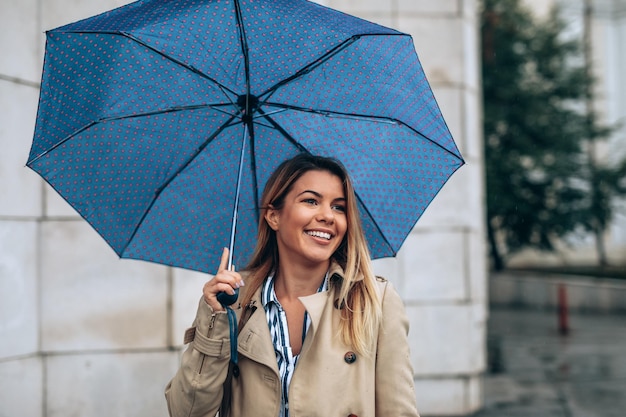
[0,1,486,416]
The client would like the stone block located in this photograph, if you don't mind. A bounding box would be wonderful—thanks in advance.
[0,0,40,82]
[327,0,392,14]
[318,2,395,28]
[463,0,480,18]
[357,13,396,29]
[41,0,134,31]
[461,86,483,161]
[372,256,401,289]
[414,377,466,416]
[398,16,464,87]
[0,356,43,417]
[467,374,483,413]
[171,267,211,347]
[0,221,38,358]
[397,0,459,14]
[399,231,466,302]
[418,161,483,230]
[40,220,169,351]
[46,351,178,417]
[468,230,488,302]
[414,375,483,415]
[407,304,485,375]
[0,81,42,217]
[469,303,488,372]
[463,21,481,90]
[430,86,464,152]
[45,186,81,217]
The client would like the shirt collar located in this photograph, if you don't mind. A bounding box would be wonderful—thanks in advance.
[261,270,330,309]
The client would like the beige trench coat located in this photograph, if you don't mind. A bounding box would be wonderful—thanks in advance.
[165,264,419,417]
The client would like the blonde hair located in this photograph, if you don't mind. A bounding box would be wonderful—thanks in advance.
[241,153,381,355]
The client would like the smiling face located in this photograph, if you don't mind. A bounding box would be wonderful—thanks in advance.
[264,169,348,269]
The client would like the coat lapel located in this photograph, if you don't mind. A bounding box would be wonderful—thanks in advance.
[236,291,279,374]
[299,291,330,336]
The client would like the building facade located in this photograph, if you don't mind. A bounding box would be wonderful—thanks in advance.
[0,1,486,416]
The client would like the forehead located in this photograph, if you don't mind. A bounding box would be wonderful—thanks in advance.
[291,170,344,196]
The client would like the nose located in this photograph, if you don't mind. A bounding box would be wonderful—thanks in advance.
[317,203,335,223]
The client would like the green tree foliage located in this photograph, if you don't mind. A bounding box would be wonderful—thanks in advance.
[580,142,626,265]
[482,0,593,269]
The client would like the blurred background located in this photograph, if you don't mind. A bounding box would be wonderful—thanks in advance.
[480,1,626,416]
[0,0,623,416]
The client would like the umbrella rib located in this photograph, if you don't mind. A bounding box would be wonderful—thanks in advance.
[256,109,309,153]
[261,33,411,101]
[233,0,252,105]
[28,120,98,165]
[263,103,464,160]
[260,36,360,99]
[354,192,394,256]
[265,102,400,125]
[27,103,239,164]
[100,103,237,121]
[119,114,239,255]
[120,31,239,98]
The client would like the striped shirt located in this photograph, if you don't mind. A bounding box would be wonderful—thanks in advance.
[261,272,329,417]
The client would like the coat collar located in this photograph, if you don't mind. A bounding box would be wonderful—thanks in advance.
[328,259,347,281]
[236,261,347,372]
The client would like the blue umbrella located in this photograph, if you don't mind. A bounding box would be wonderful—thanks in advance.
[28,0,464,275]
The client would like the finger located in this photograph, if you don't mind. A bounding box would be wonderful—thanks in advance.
[207,269,241,289]
[217,247,229,273]
[205,281,237,296]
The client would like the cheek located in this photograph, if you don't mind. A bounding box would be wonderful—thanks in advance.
[337,217,348,239]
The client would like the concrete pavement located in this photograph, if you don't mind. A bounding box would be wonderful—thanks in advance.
[474,307,626,417]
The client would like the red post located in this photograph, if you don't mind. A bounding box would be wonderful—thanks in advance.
[558,283,569,335]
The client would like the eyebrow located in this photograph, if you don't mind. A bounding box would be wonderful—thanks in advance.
[298,190,346,202]
[298,190,322,198]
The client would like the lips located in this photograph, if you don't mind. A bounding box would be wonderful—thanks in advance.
[306,230,332,240]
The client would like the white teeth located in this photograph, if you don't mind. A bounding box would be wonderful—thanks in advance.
[307,230,331,240]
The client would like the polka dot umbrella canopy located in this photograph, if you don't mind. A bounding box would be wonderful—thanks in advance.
[28,0,464,274]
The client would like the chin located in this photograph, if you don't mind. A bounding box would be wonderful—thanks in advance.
[306,252,336,265]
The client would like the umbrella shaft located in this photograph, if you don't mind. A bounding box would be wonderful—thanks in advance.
[228,123,249,270]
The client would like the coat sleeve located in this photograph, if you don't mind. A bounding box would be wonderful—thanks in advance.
[375,280,420,417]
[165,297,232,417]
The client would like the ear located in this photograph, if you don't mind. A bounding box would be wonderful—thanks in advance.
[264,205,280,231]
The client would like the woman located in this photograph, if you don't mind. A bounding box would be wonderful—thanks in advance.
[165,154,419,417]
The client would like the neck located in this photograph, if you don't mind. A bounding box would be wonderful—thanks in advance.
[274,260,329,300]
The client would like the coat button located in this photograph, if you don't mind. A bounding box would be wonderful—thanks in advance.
[344,351,357,364]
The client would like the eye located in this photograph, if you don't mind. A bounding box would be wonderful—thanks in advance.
[332,204,346,213]
[302,198,318,205]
